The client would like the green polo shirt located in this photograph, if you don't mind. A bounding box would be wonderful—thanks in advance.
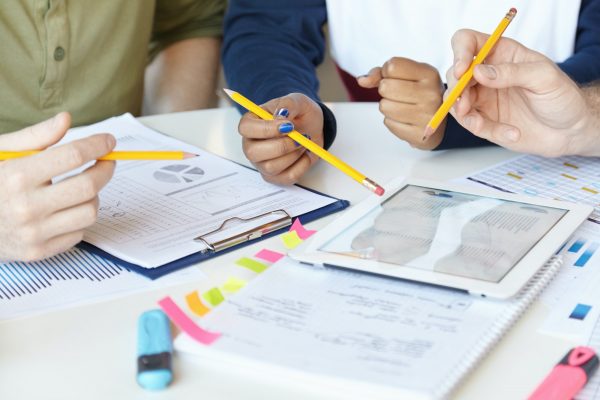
[0,0,225,134]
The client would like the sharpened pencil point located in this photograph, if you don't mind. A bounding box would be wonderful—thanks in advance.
[423,126,434,141]
[183,152,198,159]
[223,88,235,98]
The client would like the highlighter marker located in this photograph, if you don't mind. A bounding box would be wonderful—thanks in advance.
[137,309,173,390]
[528,346,599,400]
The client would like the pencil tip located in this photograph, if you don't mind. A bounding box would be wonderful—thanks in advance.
[223,88,234,97]
[422,126,434,141]
[183,152,198,159]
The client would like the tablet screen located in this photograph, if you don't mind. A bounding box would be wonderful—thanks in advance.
[320,185,567,282]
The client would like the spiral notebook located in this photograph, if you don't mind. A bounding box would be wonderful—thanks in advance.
[175,256,562,399]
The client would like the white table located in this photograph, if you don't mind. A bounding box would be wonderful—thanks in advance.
[0,104,577,399]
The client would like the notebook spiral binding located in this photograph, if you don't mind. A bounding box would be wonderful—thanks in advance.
[435,255,564,399]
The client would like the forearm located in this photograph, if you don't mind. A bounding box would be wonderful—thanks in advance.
[143,37,220,114]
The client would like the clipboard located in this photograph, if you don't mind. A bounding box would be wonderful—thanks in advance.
[78,188,349,279]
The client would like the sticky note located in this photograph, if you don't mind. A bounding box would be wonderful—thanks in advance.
[255,249,285,263]
[235,257,268,273]
[202,287,225,307]
[222,276,247,293]
[290,218,317,240]
[185,291,211,317]
[158,296,220,345]
[281,230,303,249]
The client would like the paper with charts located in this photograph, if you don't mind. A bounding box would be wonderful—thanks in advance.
[465,154,600,223]
[0,247,204,320]
[60,114,336,268]
[176,257,532,399]
[459,154,600,348]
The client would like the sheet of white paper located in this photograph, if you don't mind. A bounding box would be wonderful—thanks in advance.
[455,155,600,340]
[0,247,205,320]
[59,114,336,268]
[175,258,522,399]
[461,154,600,222]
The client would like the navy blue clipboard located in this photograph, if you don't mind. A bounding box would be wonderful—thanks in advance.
[77,189,349,280]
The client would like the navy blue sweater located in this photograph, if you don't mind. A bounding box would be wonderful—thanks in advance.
[223,0,600,150]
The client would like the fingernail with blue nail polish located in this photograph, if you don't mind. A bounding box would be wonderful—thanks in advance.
[279,122,294,134]
[276,108,289,118]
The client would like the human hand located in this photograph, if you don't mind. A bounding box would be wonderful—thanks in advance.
[447,29,599,157]
[238,93,324,185]
[0,113,116,261]
[358,57,446,149]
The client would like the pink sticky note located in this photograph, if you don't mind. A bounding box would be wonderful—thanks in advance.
[158,296,221,345]
[290,218,317,240]
[255,249,285,263]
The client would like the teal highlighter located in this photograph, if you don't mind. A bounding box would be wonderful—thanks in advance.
[137,309,173,390]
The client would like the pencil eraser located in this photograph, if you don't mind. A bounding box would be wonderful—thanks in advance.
[137,309,173,391]
[375,186,385,196]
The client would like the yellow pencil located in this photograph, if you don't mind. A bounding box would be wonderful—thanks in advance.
[224,88,385,196]
[424,7,517,139]
[0,150,197,160]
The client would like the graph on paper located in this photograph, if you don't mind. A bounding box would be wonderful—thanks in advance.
[0,247,204,320]
[466,155,600,223]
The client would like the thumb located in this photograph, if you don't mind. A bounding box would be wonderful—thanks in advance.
[472,62,557,93]
[0,112,71,151]
[357,67,383,89]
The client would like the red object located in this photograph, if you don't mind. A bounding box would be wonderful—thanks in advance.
[335,64,381,102]
[374,186,385,196]
[528,347,599,400]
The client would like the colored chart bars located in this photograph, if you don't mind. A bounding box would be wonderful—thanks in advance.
[467,155,600,223]
[568,238,600,268]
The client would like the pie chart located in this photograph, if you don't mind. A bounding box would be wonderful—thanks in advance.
[153,164,205,184]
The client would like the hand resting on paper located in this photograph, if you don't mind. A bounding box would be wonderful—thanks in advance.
[0,113,116,261]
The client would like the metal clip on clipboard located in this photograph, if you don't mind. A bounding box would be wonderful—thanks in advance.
[194,210,292,253]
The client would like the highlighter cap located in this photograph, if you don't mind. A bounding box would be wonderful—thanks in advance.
[137,309,173,390]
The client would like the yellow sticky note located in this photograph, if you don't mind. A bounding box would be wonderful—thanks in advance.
[222,276,247,294]
[281,230,303,249]
[202,287,225,307]
[235,257,268,273]
[185,291,211,317]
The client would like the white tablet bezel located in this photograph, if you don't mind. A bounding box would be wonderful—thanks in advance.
[290,177,592,298]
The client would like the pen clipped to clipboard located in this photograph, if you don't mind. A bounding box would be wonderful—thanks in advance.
[194,210,292,253]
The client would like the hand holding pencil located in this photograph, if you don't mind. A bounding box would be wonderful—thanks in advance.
[228,89,385,195]
[443,27,598,157]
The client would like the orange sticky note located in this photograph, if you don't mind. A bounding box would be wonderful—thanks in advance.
[185,291,211,317]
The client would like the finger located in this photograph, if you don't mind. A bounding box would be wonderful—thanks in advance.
[260,153,312,186]
[20,134,116,185]
[255,147,305,177]
[242,136,302,163]
[450,29,489,79]
[357,67,383,88]
[34,231,85,261]
[472,61,559,93]
[453,87,474,118]
[381,57,439,83]
[379,99,429,126]
[37,198,99,240]
[0,112,71,150]
[377,79,420,103]
[456,110,521,146]
[37,160,115,214]
[238,100,300,140]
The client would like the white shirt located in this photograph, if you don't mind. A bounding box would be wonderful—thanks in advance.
[326,0,581,77]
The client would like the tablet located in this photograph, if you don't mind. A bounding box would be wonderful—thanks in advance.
[290,177,592,298]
